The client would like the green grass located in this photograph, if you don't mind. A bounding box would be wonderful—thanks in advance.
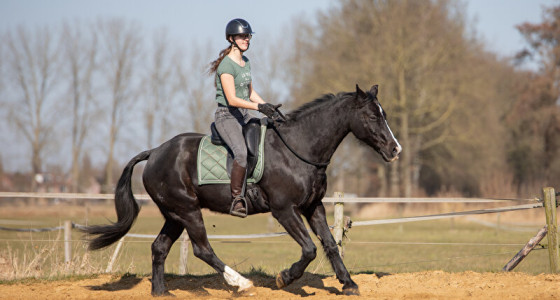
[0,204,552,281]
[339,220,550,274]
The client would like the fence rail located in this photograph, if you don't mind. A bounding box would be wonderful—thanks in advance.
[0,190,557,274]
[0,192,540,203]
[0,192,150,201]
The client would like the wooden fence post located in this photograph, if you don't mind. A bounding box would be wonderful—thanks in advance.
[502,225,548,272]
[333,192,345,258]
[179,232,190,275]
[543,187,559,273]
[64,220,72,264]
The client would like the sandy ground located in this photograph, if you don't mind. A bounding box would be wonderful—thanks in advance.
[1,271,559,299]
[1,204,558,299]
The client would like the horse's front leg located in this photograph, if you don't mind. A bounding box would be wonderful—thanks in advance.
[272,205,318,288]
[303,202,359,296]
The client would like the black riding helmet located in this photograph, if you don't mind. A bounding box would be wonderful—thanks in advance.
[225,18,254,52]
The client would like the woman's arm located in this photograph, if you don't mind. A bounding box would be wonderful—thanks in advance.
[220,73,259,110]
[248,83,266,104]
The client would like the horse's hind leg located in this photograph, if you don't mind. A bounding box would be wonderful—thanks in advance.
[303,202,359,295]
[273,206,318,288]
[151,219,184,296]
[178,208,255,294]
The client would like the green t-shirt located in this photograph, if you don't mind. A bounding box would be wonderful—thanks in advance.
[215,55,252,106]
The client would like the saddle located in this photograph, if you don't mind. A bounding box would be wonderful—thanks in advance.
[209,118,265,178]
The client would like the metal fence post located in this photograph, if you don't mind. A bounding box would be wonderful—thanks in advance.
[179,231,190,275]
[106,237,125,273]
[333,192,345,258]
[543,187,559,273]
[64,220,72,264]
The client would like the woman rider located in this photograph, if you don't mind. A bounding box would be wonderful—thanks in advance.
[208,18,279,217]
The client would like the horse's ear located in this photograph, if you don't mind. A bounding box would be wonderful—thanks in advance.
[356,84,367,99]
[369,84,379,97]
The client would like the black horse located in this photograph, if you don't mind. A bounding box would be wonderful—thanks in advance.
[83,84,401,296]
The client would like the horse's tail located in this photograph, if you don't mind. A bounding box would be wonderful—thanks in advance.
[82,150,151,250]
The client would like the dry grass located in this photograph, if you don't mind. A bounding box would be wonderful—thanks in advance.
[0,201,555,282]
[0,234,107,281]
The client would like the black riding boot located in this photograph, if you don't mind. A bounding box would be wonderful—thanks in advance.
[230,160,248,218]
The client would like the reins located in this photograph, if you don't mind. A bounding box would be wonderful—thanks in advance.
[268,111,330,168]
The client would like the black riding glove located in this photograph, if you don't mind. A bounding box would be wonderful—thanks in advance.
[258,103,281,119]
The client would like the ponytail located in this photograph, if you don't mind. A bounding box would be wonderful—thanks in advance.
[208,46,232,75]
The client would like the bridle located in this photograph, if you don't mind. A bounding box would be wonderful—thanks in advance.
[268,109,330,168]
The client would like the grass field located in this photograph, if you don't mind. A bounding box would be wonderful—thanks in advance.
[0,202,553,281]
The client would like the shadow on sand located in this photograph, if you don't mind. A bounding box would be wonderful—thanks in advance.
[86,273,142,292]
[86,270,391,297]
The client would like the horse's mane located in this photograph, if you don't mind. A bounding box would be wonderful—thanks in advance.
[287,91,354,122]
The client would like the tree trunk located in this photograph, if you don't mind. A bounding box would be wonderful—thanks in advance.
[389,162,400,197]
[377,165,387,197]
[104,125,116,194]
[398,65,412,198]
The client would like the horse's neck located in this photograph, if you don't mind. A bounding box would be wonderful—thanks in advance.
[281,101,350,164]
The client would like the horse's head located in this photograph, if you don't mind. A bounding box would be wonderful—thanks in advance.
[350,84,402,162]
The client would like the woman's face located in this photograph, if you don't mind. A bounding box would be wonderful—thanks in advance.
[232,34,251,51]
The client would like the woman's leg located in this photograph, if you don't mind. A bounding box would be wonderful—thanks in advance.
[215,107,249,217]
[215,107,248,167]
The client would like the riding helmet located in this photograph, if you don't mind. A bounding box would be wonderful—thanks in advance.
[225,18,254,40]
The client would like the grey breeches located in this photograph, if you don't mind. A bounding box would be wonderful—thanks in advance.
[214,106,252,168]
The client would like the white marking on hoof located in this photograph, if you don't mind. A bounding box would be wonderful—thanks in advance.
[223,266,254,291]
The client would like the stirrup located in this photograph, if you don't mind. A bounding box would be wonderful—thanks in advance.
[230,196,248,218]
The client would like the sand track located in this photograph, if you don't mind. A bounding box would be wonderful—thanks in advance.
[1,271,559,299]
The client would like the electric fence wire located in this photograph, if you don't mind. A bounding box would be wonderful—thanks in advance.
[0,202,545,238]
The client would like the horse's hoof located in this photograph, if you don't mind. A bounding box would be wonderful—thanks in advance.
[238,286,257,297]
[276,272,286,289]
[151,290,175,297]
[342,287,360,296]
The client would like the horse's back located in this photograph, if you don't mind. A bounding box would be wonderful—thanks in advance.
[146,132,204,166]
[142,133,205,204]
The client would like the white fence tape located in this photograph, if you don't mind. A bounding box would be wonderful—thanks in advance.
[0,192,545,239]
[352,203,543,227]
[0,192,538,203]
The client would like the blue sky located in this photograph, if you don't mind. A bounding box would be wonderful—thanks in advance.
[0,0,556,59]
[0,0,556,172]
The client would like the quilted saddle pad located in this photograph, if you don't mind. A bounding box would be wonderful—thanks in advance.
[196,125,266,185]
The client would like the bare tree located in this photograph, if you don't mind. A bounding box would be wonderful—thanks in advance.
[5,26,61,190]
[141,28,185,148]
[0,32,5,96]
[286,0,515,197]
[61,21,99,192]
[0,33,6,175]
[176,42,215,134]
[505,4,560,191]
[250,32,287,105]
[375,1,469,197]
[97,19,142,192]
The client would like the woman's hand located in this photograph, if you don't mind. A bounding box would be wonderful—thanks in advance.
[258,103,282,118]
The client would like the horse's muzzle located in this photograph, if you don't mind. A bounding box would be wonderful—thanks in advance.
[382,144,402,162]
